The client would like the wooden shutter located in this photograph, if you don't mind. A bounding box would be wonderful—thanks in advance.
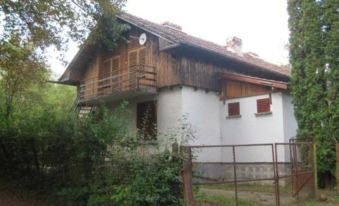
[99,59,111,79]
[257,98,270,113]
[112,58,120,76]
[139,48,146,66]
[98,59,111,89]
[137,101,157,140]
[228,102,240,116]
[128,51,138,67]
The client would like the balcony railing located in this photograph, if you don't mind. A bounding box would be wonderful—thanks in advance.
[79,65,157,101]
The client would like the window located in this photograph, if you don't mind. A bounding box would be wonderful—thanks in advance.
[128,48,146,68]
[128,51,138,67]
[137,101,157,140]
[256,98,271,113]
[111,57,120,88]
[228,102,240,117]
[98,58,111,89]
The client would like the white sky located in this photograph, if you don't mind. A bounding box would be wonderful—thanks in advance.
[49,0,290,79]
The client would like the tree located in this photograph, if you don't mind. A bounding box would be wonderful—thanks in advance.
[0,0,128,118]
[0,0,128,175]
[288,0,339,187]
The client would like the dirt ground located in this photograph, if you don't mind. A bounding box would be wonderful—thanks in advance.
[0,179,55,206]
[0,190,54,206]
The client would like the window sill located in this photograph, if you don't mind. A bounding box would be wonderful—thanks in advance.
[226,115,242,119]
[255,112,272,116]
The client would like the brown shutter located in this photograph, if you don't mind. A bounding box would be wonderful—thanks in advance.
[99,59,111,79]
[139,48,146,66]
[228,102,240,116]
[257,98,270,113]
[112,58,120,76]
[128,51,138,67]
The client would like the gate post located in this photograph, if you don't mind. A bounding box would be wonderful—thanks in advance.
[336,144,339,193]
[312,143,318,198]
[181,146,194,206]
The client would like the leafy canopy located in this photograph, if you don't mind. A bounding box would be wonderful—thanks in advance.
[288,0,339,184]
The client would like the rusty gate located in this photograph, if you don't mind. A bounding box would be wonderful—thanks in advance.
[181,141,316,206]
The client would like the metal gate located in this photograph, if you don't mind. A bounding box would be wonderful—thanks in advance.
[181,141,316,206]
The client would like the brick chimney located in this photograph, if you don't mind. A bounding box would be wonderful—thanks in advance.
[225,36,242,55]
[162,21,182,31]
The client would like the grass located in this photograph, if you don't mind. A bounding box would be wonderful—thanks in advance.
[194,183,339,206]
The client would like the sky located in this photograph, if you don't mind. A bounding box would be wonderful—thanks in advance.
[49,0,290,79]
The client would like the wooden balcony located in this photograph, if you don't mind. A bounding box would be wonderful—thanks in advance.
[79,65,157,104]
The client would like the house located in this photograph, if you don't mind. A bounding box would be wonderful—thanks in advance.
[59,12,297,167]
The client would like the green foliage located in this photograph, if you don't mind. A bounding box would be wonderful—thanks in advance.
[0,0,128,51]
[288,0,339,186]
[0,82,184,205]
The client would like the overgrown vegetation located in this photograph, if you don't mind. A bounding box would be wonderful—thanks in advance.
[288,0,339,187]
[0,1,185,205]
[0,83,185,205]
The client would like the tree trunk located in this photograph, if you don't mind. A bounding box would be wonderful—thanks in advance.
[30,138,40,173]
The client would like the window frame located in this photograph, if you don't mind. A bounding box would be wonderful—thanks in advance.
[227,102,241,117]
[256,98,271,114]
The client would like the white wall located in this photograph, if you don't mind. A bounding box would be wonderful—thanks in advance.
[220,92,294,162]
[221,93,285,145]
[282,93,298,142]
[181,87,222,162]
[157,87,183,150]
[110,87,298,163]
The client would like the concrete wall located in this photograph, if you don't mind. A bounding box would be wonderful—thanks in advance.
[181,87,222,162]
[109,86,298,164]
[220,93,285,162]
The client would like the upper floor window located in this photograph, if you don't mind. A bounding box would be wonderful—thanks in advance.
[228,102,240,117]
[128,48,146,68]
[256,98,271,113]
[98,58,112,88]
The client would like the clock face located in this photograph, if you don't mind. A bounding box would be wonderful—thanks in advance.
[139,33,147,45]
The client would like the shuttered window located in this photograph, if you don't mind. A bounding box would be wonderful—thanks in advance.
[98,59,111,88]
[112,58,120,75]
[228,102,240,116]
[128,51,138,67]
[128,48,146,68]
[257,98,271,113]
[139,48,146,66]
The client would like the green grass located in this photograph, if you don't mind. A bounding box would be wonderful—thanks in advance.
[194,184,339,206]
[195,191,273,206]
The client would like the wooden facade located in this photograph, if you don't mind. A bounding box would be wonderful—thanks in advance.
[65,23,287,103]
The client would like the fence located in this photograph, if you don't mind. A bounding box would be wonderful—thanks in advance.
[181,141,316,206]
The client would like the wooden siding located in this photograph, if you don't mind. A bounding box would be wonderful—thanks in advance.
[78,25,284,98]
[220,80,271,100]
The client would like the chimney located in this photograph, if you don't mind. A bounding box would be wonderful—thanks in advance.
[162,21,182,31]
[245,52,259,58]
[225,36,242,55]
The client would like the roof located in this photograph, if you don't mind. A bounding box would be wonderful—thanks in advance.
[60,12,291,82]
[118,12,291,77]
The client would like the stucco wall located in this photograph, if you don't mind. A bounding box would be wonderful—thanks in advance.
[282,93,298,142]
[157,87,183,149]
[221,93,280,162]
[181,87,222,162]
[109,86,297,163]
